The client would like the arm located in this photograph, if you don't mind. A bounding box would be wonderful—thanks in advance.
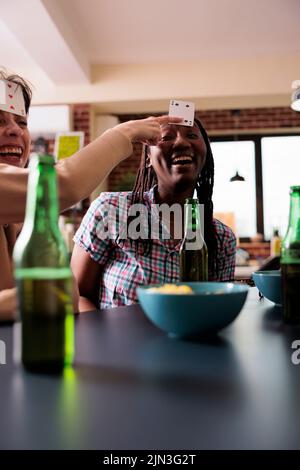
[57,116,180,210]
[0,164,28,224]
[71,273,80,313]
[71,192,113,312]
[222,230,237,281]
[0,128,130,224]
[71,245,102,312]
[0,116,180,224]
[0,288,17,322]
[0,281,79,322]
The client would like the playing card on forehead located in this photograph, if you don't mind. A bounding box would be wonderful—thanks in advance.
[0,81,5,105]
[168,99,195,127]
[0,79,26,116]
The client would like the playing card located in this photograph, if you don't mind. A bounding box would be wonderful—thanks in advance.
[168,99,195,126]
[0,79,26,116]
[0,80,5,105]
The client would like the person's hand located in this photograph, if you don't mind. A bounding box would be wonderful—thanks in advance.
[0,288,17,322]
[115,115,182,145]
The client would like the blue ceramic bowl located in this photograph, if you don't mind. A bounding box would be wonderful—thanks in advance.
[137,282,249,338]
[252,270,282,305]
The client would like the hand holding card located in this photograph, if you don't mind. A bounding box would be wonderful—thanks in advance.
[168,99,195,127]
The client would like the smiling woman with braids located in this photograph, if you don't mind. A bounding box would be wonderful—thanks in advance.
[71,118,236,311]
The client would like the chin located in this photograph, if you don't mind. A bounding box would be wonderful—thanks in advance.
[172,169,196,181]
[173,176,197,190]
[2,155,28,168]
[0,158,22,167]
[172,165,197,179]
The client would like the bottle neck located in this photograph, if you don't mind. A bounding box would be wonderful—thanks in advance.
[286,189,300,240]
[183,198,206,249]
[184,199,201,235]
[23,156,59,234]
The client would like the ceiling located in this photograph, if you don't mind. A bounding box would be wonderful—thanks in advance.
[0,0,299,112]
[59,0,300,63]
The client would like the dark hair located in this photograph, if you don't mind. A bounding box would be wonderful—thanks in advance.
[131,117,218,273]
[0,70,33,114]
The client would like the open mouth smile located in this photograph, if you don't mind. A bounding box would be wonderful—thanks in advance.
[0,146,23,158]
[0,146,24,167]
[171,155,194,165]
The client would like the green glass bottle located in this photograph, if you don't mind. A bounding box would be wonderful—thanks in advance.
[179,198,208,282]
[13,154,74,372]
[281,186,300,324]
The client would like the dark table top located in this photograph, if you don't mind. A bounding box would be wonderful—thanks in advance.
[0,288,300,450]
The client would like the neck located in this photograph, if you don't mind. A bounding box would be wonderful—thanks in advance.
[156,183,195,207]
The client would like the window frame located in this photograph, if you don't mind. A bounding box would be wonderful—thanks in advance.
[210,132,300,241]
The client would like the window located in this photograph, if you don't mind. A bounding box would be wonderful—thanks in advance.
[28,105,70,138]
[211,140,257,238]
[261,136,300,240]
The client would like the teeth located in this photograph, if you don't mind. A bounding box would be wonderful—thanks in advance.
[0,147,22,155]
[172,155,193,163]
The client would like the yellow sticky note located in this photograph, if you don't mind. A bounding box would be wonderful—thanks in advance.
[55,132,84,161]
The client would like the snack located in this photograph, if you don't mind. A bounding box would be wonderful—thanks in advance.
[147,284,193,294]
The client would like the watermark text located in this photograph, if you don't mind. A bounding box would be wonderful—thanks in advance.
[0,340,6,365]
[291,340,300,365]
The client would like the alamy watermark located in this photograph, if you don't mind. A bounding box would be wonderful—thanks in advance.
[291,340,300,365]
[0,339,6,365]
[94,196,205,249]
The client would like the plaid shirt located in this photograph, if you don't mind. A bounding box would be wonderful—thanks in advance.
[74,188,236,309]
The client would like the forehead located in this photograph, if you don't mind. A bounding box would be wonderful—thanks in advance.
[160,123,202,134]
[0,110,23,119]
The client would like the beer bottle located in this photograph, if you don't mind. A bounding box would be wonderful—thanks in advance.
[281,186,300,324]
[270,228,281,257]
[13,154,74,372]
[179,198,208,281]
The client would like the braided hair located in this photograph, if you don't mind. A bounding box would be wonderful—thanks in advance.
[131,118,218,273]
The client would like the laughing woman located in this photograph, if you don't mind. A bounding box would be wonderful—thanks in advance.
[71,119,236,311]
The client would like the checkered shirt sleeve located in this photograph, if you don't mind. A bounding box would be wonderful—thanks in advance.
[213,219,236,281]
[73,193,113,265]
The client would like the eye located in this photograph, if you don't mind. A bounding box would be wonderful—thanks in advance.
[160,134,174,142]
[17,120,28,128]
[187,133,200,139]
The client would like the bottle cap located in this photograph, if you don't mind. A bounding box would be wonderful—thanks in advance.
[185,197,199,204]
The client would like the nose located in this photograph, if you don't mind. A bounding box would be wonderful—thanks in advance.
[5,119,23,137]
[174,131,191,147]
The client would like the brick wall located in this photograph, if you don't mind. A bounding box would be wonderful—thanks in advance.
[108,106,300,191]
[72,104,91,146]
[29,104,300,195]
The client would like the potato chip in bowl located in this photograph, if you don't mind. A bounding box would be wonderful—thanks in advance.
[147,284,193,294]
